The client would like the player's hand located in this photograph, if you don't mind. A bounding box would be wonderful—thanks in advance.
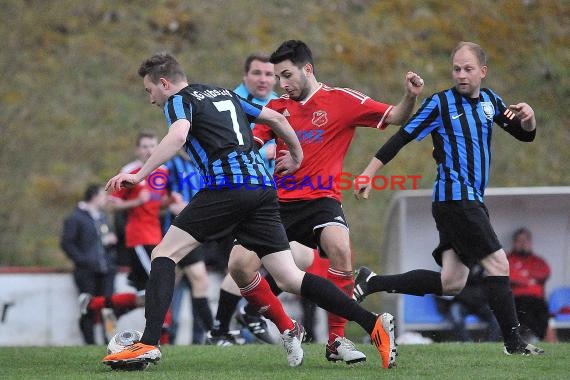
[105,173,140,192]
[263,143,277,160]
[275,150,301,175]
[508,103,534,123]
[353,173,373,200]
[405,71,424,96]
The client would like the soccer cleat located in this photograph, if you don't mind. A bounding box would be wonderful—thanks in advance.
[370,313,397,369]
[78,293,92,315]
[503,341,545,356]
[235,306,274,344]
[325,335,367,364]
[353,266,377,303]
[281,320,305,367]
[205,330,237,347]
[102,342,161,367]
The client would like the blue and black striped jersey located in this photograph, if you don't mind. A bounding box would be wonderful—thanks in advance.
[234,82,278,174]
[403,87,534,202]
[163,84,273,188]
[165,154,201,202]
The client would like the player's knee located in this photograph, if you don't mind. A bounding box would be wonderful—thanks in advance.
[322,246,351,269]
[150,247,161,260]
[443,284,464,296]
[441,276,467,296]
[273,277,296,293]
[272,270,303,294]
[481,250,510,276]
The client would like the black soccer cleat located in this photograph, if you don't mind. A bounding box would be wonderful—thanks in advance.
[353,266,377,303]
[235,306,275,344]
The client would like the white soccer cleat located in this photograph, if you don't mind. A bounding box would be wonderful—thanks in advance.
[325,335,367,364]
[281,320,305,367]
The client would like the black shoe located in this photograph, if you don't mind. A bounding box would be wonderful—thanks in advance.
[353,266,376,303]
[504,341,545,355]
[235,307,275,344]
[205,330,236,347]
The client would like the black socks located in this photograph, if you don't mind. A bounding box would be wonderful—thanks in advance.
[141,257,176,345]
[212,289,241,334]
[192,297,214,331]
[300,273,376,333]
[485,276,520,346]
[368,270,443,296]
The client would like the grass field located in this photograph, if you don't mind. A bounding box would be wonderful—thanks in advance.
[2,342,569,379]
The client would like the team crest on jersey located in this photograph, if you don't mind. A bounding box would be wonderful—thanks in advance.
[312,110,328,127]
[481,102,494,121]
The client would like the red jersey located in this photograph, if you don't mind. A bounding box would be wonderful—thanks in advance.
[253,84,393,202]
[111,160,168,247]
[508,250,551,299]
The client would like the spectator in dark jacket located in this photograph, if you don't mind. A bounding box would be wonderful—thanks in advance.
[61,183,117,344]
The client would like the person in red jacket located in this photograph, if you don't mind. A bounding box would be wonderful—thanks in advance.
[507,227,551,341]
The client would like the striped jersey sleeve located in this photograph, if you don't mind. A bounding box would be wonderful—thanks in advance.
[237,96,262,124]
[164,94,193,127]
[403,95,441,141]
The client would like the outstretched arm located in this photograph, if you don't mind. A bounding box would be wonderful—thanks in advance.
[354,157,385,200]
[496,102,536,142]
[509,103,536,132]
[354,128,414,199]
[385,71,424,126]
[105,121,189,192]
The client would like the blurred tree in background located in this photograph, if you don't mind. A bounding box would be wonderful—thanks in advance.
[0,0,568,268]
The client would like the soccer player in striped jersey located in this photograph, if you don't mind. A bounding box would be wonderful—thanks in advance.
[102,53,398,369]
[226,39,423,366]
[206,53,280,346]
[353,41,544,356]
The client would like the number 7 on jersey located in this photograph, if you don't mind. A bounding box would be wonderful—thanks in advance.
[214,100,244,145]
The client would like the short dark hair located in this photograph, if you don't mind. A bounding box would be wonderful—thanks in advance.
[270,40,314,69]
[83,184,102,202]
[451,41,487,66]
[136,131,157,147]
[138,53,187,84]
[512,227,532,241]
[244,52,271,73]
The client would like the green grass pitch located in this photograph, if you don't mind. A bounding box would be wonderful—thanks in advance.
[2,342,569,379]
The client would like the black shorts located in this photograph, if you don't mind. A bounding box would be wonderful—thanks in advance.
[431,200,502,268]
[172,186,289,257]
[279,197,349,257]
[177,238,233,268]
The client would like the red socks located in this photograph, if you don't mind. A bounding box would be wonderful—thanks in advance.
[306,249,330,277]
[240,272,293,333]
[88,293,137,313]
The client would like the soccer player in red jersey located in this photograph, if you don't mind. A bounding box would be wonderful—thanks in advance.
[227,40,424,364]
[108,131,170,293]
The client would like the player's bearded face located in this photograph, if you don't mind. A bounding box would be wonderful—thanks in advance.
[275,61,310,102]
